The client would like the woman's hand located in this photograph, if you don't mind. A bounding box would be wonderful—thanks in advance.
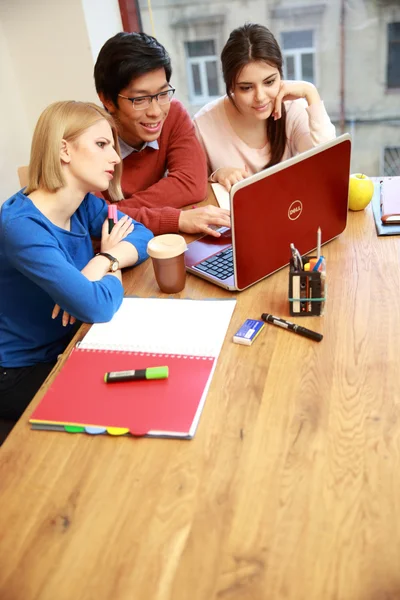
[49,214,132,326]
[273,81,321,119]
[213,166,249,192]
[101,213,134,253]
[51,259,123,325]
[179,205,231,237]
[52,304,76,327]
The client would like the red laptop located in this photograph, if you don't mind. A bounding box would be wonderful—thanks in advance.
[185,134,351,291]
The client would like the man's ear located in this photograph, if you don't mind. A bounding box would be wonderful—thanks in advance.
[98,92,116,114]
[60,139,71,164]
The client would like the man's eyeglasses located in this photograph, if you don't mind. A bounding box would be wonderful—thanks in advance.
[118,88,176,110]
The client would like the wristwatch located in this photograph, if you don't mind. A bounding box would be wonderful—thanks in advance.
[96,252,119,273]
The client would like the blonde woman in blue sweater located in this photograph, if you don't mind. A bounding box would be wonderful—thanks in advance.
[0,101,153,422]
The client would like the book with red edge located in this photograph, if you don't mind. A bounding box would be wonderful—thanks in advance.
[29,297,236,439]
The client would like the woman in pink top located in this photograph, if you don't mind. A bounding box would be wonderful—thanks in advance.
[193,23,336,191]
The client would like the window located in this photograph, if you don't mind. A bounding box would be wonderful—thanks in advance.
[387,23,400,89]
[185,40,220,104]
[281,30,315,83]
[383,147,400,176]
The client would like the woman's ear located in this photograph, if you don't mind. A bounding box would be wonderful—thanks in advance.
[60,139,71,164]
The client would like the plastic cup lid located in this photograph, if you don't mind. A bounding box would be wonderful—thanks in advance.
[147,234,187,259]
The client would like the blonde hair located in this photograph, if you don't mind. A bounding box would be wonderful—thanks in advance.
[25,101,123,202]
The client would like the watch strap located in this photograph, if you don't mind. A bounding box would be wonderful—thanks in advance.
[95,252,119,272]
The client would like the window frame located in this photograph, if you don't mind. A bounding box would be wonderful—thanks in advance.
[185,40,220,105]
[387,22,400,90]
[381,145,400,176]
[281,29,317,85]
[117,0,142,32]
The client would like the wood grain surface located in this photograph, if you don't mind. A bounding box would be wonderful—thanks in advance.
[1,190,400,600]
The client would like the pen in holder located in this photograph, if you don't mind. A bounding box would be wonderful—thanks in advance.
[288,254,326,316]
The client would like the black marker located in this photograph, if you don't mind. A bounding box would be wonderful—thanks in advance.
[261,313,323,342]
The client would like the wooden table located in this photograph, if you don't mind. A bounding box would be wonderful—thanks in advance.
[1,193,400,600]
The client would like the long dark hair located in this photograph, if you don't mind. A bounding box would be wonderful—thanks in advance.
[221,23,287,168]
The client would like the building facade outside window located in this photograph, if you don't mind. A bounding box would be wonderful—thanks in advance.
[137,0,400,175]
[185,40,220,104]
[281,30,315,83]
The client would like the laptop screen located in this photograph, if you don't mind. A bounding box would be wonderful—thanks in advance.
[231,135,351,290]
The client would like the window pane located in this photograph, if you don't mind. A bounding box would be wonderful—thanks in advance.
[384,147,400,176]
[388,22,400,42]
[282,30,313,50]
[387,23,400,88]
[191,63,202,95]
[301,53,314,83]
[285,55,295,79]
[186,40,215,58]
[206,60,219,96]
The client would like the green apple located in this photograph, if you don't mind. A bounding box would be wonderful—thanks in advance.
[348,173,374,211]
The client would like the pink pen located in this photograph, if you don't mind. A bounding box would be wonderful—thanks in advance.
[108,205,117,232]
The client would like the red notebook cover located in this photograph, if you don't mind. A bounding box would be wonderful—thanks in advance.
[30,348,215,438]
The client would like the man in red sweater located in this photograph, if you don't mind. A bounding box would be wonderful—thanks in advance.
[94,32,230,237]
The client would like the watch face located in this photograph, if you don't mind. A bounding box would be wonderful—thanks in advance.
[110,261,119,272]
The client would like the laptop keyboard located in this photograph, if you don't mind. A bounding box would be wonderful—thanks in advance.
[194,247,234,280]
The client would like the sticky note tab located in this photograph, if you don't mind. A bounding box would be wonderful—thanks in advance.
[64,425,85,433]
[106,427,130,436]
[85,426,107,435]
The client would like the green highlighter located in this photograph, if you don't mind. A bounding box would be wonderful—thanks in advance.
[104,366,169,383]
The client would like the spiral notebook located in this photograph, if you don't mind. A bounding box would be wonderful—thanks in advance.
[30,297,236,439]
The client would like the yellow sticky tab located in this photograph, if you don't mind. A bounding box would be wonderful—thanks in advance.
[106,427,130,436]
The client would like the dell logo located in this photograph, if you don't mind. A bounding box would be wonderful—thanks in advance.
[288,200,303,220]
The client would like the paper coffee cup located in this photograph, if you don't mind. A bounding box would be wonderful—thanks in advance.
[147,234,187,293]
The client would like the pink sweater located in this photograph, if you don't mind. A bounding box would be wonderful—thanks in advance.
[193,97,336,176]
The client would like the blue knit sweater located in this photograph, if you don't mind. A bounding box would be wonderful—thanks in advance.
[0,191,153,367]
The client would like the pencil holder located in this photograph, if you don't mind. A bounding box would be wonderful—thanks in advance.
[288,255,326,317]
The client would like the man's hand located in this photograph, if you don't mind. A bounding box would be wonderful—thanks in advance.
[179,206,231,237]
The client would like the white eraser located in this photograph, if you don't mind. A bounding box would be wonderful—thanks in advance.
[233,319,265,346]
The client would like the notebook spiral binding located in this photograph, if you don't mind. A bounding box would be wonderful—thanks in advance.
[75,343,213,360]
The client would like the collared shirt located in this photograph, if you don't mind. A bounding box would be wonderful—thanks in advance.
[118,137,159,159]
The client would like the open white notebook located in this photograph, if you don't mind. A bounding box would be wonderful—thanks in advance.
[80,297,236,357]
[211,183,230,211]
[31,297,236,439]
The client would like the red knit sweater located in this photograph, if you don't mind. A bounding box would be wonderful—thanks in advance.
[104,100,208,235]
